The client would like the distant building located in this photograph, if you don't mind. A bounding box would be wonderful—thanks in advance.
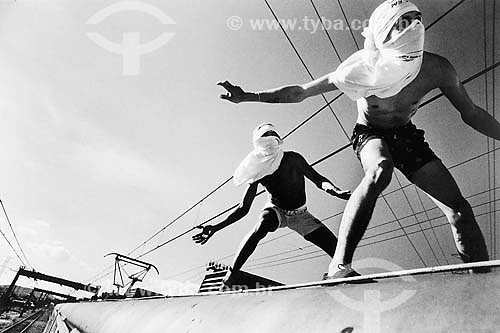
[198,261,283,293]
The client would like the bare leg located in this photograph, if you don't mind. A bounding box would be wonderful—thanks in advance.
[328,139,394,275]
[230,208,279,272]
[410,160,489,267]
[303,225,338,257]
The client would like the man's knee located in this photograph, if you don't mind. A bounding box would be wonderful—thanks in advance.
[253,209,279,236]
[446,198,473,226]
[364,159,393,192]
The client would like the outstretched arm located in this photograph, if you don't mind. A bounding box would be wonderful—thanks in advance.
[192,182,258,244]
[439,56,500,140]
[294,152,351,200]
[217,72,338,104]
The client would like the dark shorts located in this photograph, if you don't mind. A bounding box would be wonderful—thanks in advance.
[351,122,440,180]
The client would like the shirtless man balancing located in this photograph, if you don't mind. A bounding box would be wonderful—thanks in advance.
[217,0,500,278]
[192,124,351,284]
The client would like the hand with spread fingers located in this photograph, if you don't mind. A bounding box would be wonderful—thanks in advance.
[217,81,250,103]
[192,225,218,245]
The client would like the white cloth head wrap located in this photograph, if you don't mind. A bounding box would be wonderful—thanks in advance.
[233,124,284,186]
[329,0,424,100]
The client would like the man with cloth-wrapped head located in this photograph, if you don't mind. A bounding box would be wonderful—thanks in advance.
[217,0,500,278]
[192,123,351,286]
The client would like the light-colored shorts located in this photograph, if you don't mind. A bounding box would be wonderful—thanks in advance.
[264,203,324,237]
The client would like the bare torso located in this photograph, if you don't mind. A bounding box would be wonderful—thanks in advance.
[356,52,443,129]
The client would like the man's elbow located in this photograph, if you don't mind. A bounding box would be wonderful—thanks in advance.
[294,86,307,102]
[284,85,307,103]
[237,204,251,217]
[460,106,480,125]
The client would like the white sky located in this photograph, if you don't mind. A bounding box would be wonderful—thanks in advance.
[0,0,498,297]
